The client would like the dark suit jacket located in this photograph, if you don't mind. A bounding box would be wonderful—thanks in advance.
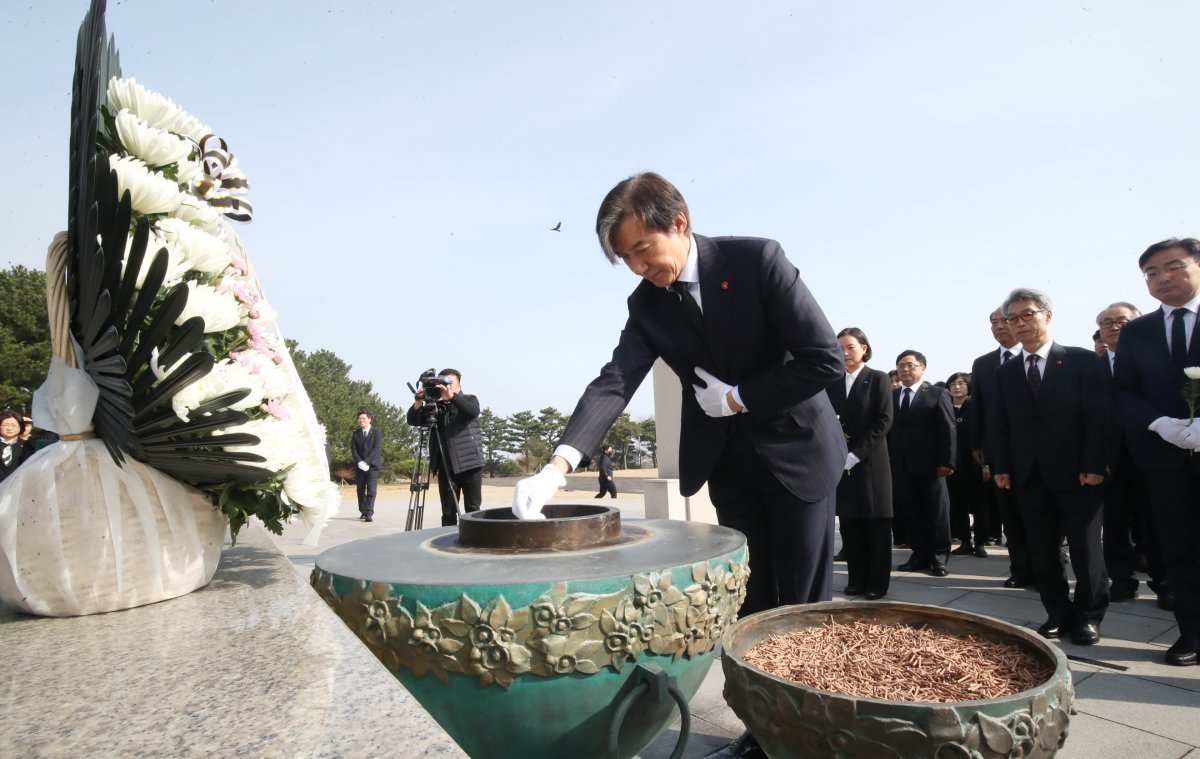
[558,235,846,501]
[1114,309,1200,472]
[968,347,1015,461]
[991,342,1106,490]
[351,426,383,471]
[826,366,893,519]
[598,452,614,479]
[953,398,979,473]
[407,393,485,476]
[888,381,956,476]
[1097,351,1132,475]
[0,438,31,483]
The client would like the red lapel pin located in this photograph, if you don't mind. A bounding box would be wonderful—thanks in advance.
[720,281,729,290]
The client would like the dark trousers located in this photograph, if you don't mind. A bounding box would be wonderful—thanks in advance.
[947,469,986,547]
[1144,466,1200,637]
[709,426,835,617]
[438,465,483,527]
[989,482,1033,579]
[1016,473,1108,625]
[1103,468,1149,591]
[893,469,951,567]
[595,476,617,498]
[841,516,892,595]
[356,468,379,517]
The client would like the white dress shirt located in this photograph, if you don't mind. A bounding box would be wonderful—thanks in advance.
[1160,293,1200,352]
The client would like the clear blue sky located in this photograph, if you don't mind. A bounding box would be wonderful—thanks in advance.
[3,1,1198,421]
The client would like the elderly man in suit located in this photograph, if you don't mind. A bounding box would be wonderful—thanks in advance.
[992,288,1108,646]
[351,411,383,522]
[511,173,846,759]
[1095,302,1170,607]
[1114,238,1200,666]
[888,350,957,578]
[970,307,1035,588]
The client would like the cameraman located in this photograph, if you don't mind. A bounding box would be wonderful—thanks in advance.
[407,368,485,526]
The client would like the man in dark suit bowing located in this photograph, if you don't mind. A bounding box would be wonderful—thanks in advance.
[992,288,1108,646]
[1114,238,1200,666]
[512,172,846,612]
[888,350,956,577]
[969,307,1035,588]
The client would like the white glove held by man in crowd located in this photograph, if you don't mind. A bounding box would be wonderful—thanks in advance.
[1149,417,1192,449]
[511,465,566,520]
[845,452,860,471]
[357,461,370,472]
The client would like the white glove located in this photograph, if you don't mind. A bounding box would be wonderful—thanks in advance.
[693,367,738,418]
[845,453,861,471]
[1149,417,1191,449]
[1178,418,1200,450]
[511,465,566,520]
[357,461,370,472]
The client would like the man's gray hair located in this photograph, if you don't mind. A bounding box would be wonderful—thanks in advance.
[1095,302,1142,324]
[1002,288,1053,316]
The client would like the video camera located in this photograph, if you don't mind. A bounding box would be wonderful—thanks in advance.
[407,369,450,427]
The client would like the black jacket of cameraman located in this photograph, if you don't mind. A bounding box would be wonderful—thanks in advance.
[408,393,485,476]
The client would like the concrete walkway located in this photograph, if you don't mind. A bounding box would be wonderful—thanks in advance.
[270,484,1200,759]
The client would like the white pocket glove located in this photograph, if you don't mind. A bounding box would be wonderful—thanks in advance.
[845,452,861,471]
[1178,418,1200,450]
[1149,417,1191,449]
[693,366,737,418]
[511,466,566,520]
[357,461,370,472]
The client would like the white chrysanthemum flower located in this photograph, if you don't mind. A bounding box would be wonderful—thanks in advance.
[170,358,265,422]
[123,227,189,289]
[176,281,244,332]
[155,217,230,275]
[253,354,292,399]
[1186,367,1200,380]
[215,417,302,472]
[172,194,223,232]
[109,154,185,215]
[283,463,341,520]
[175,158,203,186]
[114,109,192,168]
[107,77,211,141]
[250,297,278,323]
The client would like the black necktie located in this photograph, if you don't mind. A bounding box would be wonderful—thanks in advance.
[1171,307,1189,370]
[670,282,704,333]
[1026,355,1041,399]
[1001,349,1013,364]
[900,387,911,413]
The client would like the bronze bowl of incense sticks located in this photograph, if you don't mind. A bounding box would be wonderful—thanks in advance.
[721,601,1073,758]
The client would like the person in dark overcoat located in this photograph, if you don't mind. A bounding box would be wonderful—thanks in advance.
[827,328,894,599]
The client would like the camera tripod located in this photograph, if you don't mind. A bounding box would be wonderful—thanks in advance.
[404,405,457,531]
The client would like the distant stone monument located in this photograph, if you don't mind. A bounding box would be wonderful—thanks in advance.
[643,359,718,523]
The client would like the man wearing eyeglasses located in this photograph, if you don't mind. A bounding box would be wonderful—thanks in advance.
[991,288,1108,647]
[888,350,956,577]
[969,307,1034,589]
[1113,238,1200,666]
[1096,303,1169,610]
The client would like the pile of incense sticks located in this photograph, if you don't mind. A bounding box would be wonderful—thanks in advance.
[743,619,1053,702]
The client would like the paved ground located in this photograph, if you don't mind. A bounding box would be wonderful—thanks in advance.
[271,479,1200,759]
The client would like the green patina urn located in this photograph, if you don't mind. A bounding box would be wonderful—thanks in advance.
[312,504,747,758]
[721,601,1074,758]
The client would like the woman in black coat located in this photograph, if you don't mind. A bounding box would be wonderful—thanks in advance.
[826,328,894,599]
[946,373,988,557]
[0,411,32,483]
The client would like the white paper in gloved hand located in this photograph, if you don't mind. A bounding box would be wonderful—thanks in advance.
[511,466,565,520]
[357,461,370,472]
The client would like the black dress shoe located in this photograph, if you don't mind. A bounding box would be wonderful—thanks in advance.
[929,564,949,577]
[864,590,886,600]
[974,546,989,558]
[833,550,847,562]
[950,545,975,556]
[364,516,373,522]
[1004,575,1034,589]
[1070,623,1100,646]
[1109,582,1139,603]
[705,731,766,759]
[1166,636,1199,666]
[1158,590,1176,611]
[843,585,865,596]
[1037,620,1063,640]
[897,559,930,572]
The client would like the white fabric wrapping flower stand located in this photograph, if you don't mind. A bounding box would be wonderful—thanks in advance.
[0,353,227,617]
